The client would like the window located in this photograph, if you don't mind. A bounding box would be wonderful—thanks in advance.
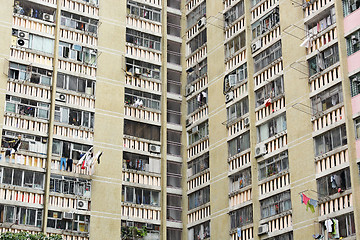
[224,1,244,28]
[50,175,91,197]
[225,31,246,59]
[5,95,49,119]
[251,0,262,7]
[188,121,209,145]
[223,63,247,93]
[254,41,282,73]
[188,186,210,210]
[252,7,279,39]
[167,194,182,222]
[306,7,336,38]
[47,211,90,233]
[308,44,339,77]
[258,151,289,180]
[126,58,161,80]
[257,114,287,142]
[227,97,249,122]
[122,152,161,173]
[229,168,251,192]
[122,186,160,206]
[311,84,343,114]
[13,0,55,22]
[57,73,95,95]
[58,42,97,66]
[0,205,42,227]
[167,162,182,188]
[186,1,206,28]
[320,213,355,238]
[268,232,293,240]
[187,59,207,84]
[122,221,160,239]
[347,29,360,56]
[187,30,207,55]
[228,131,250,157]
[343,0,360,16]
[0,167,44,189]
[54,106,94,128]
[126,29,161,51]
[255,76,284,107]
[187,153,209,177]
[52,139,91,160]
[60,11,98,34]
[167,130,182,156]
[125,88,161,110]
[230,205,253,229]
[29,34,54,54]
[167,100,181,125]
[350,73,360,97]
[187,90,208,115]
[9,62,52,86]
[317,168,351,198]
[123,120,160,141]
[2,130,48,155]
[355,117,360,139]
[260,191,291,219]
[188,221,210,240]
[127,1,161,23]
[167,228,182,240]
[314,125,347,156]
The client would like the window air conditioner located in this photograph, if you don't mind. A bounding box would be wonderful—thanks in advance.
[149,144,161,153]
[192,125,199,133]
[228,74,237,87]
[42,13,54,22]
[55,93,66,102]
[63,212,74,219]
[225,91,234,103]
[258,224,268,235]
[251,40,262,53]
[185,85,195,96]
[186,118,193,127]
[77,200,89,210]
[323,48,333,59]
[17,38,29,48]
[17,31,29,39]
[198,17,206,28]
[255,143,267,158]
[244,117,250,127]
[134,67,141,75]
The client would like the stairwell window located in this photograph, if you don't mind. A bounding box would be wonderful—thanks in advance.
[314,125,347,156]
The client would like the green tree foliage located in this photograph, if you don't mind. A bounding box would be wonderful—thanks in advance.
[121,226,148,240]
[0,232,63,240]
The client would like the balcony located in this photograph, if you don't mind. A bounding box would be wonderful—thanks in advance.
[60,91,96,109]
[258,25,281,53]
[60,28,98,46]
[187,169,210,191]
[126,44,161,64]
[7,79,51,101]
[186,0,204,14]
[125,75,161,92]
[186,44,207,68]
[4,113,49,134]
[123,136,160,155]
[228,150,250,172]
[0,228,40,235]
[0,185,44,206]
[10,47,53,67]
[226,48,246,72]
[58,59,96,78]
[227,116,249,137]
[251,0,279,22]
[187,74,208,94]
[51,158,93,176]
[187,137,209,159]
[229,188,252,208]
[53,124,94,142]
[309,65,340,92]
[124,105,161,123]
[188,105,208,126]
[307,26,337,55]
[266,213,292,234]
[61,0,99,17]
[230,226,253,240]
[0,151,46,169]
[319,192,352,216]
[122,170,161,187]
[259,172,290,195]
[121,202,161,221]
[255,96,285,121]
[225,17,245,40]
[304,0,334,19]
[264,132,287,155]
[254,60,283,87]
[13,14,55,36]
[126,16,162,35]
[315,147,348,174]
[49,194,90,211]
[187,204,210,224]
[312,105,344,132]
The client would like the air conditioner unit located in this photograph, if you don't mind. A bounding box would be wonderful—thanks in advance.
[198,17,206,28]
[192,125,199,133]
[225,91,234,103]
[77,200,89,210]
[255,143,267,158]
[149,144,161,153]
[17,31,29,39]
[228,74,237,87]
[134,67,141,75]
[185,85,195,96]
[244,117,250,127]
[258,224,268,235]
[63,212,74,219]
[17,38,29,48]
[323,48,333,58]
[251,40,262,53]
[353,76,360,83]
[55,93,66,102]
[43,13,54,22]
[186,118,193,127]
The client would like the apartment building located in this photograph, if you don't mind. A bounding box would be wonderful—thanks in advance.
[0,0,359,239]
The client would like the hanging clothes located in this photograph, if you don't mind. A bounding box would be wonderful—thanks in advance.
[302,193,310,205]
[324,219,333,233]
[332,219,339,238]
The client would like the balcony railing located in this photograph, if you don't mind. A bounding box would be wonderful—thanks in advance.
[309,65,340,92]
[230,226,253,240]
[53,124,94,142]
[61,0,99,17]
[126,16,162,35]
[187,137,209,159]
[124,105,161,123]
[0,151,46,169]
[227,115,249,137]
[187,204,210,224]
[187,169,210,191]
[228,151,251,172]
[251,0,279,22]
[186,0,204,14]
[225,17,245,40]
[188,105,208,126]
[229,188,252,208]
[255,96,285,121]
[254,60,283,87]
[226,48,246,72]
[186,45,207,68]
[307,26,337,55]
[121,203,161,221]
[259,172,290,195]
[258,25,281,52]
[10,47,53,67]
[4,113,49,134]
[13,14,55,36]
[126,44,161,64]
[61,91,95,109]
[312,105,344,132]
[49,194,90,210]
[304,0,334,19]
[315,147,348,174]
[319,192,352,216]
[122,170,161,187]
[58,59,96,78]
[125,75,161,92]
[7,80,51,101]
[60,28,98,46]
[51,158,93,176]
[265,132,287,154]
[0,186,44,206]
[267,213,292,233]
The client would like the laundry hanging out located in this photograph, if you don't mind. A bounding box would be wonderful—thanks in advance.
[300,193,318,213]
